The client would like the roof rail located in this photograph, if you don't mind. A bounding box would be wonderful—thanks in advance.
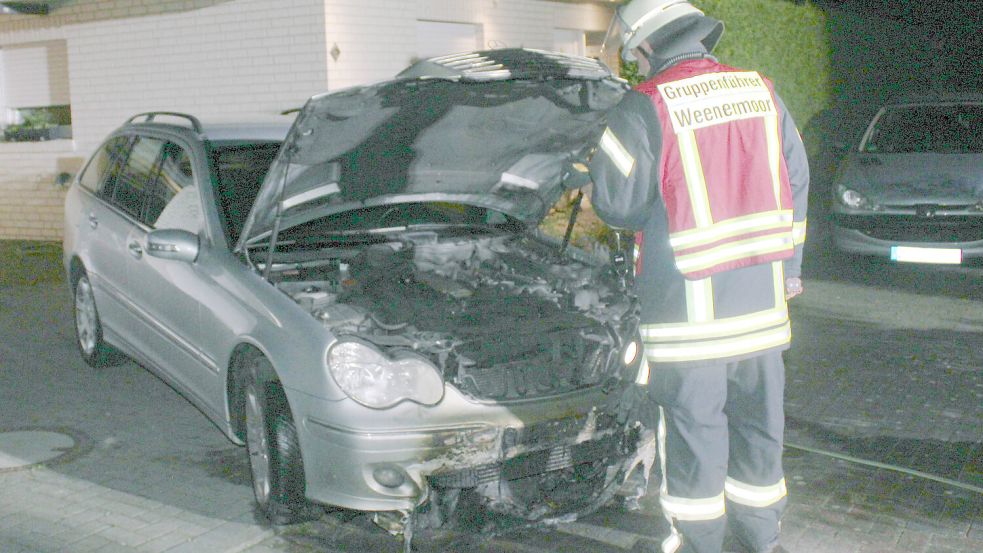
[125,112,203,134]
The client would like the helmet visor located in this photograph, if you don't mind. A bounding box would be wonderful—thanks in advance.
[600,8,634,64]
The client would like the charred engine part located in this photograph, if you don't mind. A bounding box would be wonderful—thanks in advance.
[609,230,636,289]
[275,233,639,399]
[420,416,643,525]
[369,417,654,539]
[371,510,416,553]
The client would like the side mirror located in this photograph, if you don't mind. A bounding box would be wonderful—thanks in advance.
[146,229,200,263]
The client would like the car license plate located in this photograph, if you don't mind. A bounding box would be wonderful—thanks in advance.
[890,246,962,264]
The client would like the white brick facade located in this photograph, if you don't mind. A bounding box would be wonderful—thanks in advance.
[323,0,610,91]
[0,0,610,241]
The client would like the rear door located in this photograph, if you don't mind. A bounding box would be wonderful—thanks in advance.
[74,135,144,348]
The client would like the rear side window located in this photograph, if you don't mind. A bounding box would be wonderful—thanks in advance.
[111,136,166,222]
[78,136,130,197]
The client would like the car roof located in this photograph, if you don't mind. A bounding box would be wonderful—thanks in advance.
[199,122,292,143]
[885,91,983,107]
[120,112,291,143]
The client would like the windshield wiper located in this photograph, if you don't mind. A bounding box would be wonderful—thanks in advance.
[293,232,399,247]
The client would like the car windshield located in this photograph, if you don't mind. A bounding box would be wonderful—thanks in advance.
[210,141,282,244]
[863,103,983,154]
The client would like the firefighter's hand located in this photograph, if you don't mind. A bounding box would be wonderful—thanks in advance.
[785,277,803,300]
[608,384,654,426]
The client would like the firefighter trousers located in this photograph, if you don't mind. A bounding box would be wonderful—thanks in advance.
[648,351,787,553]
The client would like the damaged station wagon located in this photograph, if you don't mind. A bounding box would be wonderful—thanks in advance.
[63,49,650,545]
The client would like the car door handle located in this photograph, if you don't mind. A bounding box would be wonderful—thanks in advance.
[87,214,99,229]
[128,241,143,259]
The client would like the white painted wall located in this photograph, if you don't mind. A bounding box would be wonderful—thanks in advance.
[416,20,482,60]
[66,0,329,150]
[324,0,611,91]
[0,0,612,241]
[0,0,329,240]
[553,28,586,56]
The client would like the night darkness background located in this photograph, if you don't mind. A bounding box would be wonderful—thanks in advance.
[787,0,983,215]
[817,0,982,135]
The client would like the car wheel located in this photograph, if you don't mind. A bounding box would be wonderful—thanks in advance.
[73,270,123,368]
[244,356,316,525]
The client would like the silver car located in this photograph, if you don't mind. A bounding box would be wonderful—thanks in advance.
[64,49,648,541]
[830,94,983,264]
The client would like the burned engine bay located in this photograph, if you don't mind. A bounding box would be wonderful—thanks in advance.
[273,229,639,402]
[264,227,649,538]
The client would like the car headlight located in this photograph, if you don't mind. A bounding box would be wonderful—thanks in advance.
[836,185,875,209]
[620,334,644,383]
[328,340,444,408]
[623,339,640,366]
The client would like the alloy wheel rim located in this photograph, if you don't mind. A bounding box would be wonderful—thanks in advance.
[75,278,97,356]
[245,383,271,504]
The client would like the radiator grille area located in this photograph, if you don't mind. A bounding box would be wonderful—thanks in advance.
[835,214,983,243]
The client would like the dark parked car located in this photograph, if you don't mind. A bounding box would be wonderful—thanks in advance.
[64,49,650,545]
[830,93,983,264]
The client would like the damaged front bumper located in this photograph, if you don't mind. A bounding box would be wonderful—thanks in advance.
[292,385,655,525]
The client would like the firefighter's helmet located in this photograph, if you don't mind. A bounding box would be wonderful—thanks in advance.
[602,0,723,62]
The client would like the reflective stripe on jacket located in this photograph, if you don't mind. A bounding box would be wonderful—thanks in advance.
[640,59,795,280]
[640,261,790,364]
[588,57,809,366]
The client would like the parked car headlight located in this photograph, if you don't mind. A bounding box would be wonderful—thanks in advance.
[837,185,875,210]
[328,340,444,408]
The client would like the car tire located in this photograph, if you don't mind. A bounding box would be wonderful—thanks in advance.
[244,356,317,525]
[72,270,124,368]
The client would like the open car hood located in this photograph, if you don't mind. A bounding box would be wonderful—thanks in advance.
[237,49,627,248]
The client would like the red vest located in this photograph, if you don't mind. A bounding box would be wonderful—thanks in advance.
[637,59,795,279]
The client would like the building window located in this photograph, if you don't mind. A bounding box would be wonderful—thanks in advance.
[1,40,72,142]
[416,20,481,61]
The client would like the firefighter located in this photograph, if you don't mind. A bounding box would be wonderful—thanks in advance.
[591,1,808,552]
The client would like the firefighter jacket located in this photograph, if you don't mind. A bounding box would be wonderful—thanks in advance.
[589,57,809,367]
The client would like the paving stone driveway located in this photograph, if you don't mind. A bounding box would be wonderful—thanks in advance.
[1,268,981,552]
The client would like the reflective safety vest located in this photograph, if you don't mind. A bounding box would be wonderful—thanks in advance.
[638,59,795,280]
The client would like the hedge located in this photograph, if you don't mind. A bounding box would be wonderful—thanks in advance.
[618,0,833,155]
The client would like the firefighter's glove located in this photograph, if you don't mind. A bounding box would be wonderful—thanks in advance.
[609,384,654,427]
[785,277,803,300]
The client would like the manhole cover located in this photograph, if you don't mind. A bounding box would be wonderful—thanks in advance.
[0,428,89,472]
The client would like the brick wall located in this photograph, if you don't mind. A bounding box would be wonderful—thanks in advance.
[0,141,80,240]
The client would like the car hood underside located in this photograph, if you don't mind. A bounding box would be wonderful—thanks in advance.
[238,49,627,247]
